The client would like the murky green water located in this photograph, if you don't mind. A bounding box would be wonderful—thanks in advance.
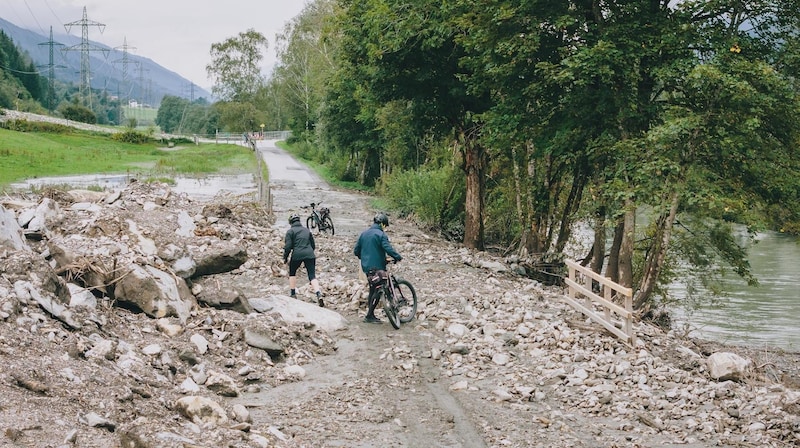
[672,231,800,352]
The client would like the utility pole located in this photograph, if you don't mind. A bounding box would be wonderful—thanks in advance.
[62,6,108,109]
[37,26,65,113]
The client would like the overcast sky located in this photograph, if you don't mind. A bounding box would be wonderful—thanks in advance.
[2,0,308,90]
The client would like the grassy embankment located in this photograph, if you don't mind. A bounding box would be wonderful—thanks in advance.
[0,126,261,192]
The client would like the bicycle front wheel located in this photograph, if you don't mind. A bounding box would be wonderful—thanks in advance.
[321,216,335,235]
[306,216,316,230]
[379,288,400,330]
[394,279,418,324]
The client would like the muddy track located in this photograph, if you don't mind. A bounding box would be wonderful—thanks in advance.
[238,141,489,447]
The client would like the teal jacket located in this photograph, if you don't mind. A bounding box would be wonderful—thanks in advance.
[353,223,402,273]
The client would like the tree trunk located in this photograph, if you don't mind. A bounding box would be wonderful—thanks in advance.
[607,218,624,283]
[525,147,543,255]
[634,191,680,309]
[511,145,531,258]
[462,137,487,251]
[591,208,606,274]
[618,200,635,288]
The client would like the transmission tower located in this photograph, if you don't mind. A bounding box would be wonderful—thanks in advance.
[112,36,137,104]
[37,26,65,113]
[62,6,108,109]
[136,63,150,105]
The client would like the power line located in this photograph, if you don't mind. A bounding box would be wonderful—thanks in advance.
[23,0,47,35]
[43,0,64,25]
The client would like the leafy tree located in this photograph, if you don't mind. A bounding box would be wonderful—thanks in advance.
[206,29,269,102]
[327,0,492,249]
[272,0,339,138]
[213,101,263,133]
[156,95,189,133]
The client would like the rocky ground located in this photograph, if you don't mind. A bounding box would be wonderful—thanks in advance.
[1,142,799,447]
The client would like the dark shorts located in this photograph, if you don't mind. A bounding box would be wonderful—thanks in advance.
[289,257,316,280]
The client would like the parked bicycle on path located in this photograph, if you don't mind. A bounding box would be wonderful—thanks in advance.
[367,259,418,329]
[302,201,335,235]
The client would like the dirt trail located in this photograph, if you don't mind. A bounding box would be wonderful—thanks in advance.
[236,141,489,447]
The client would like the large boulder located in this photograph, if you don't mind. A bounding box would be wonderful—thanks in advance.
[191,245,248,277]
[707,352,753,381]
[114,264,196,323]
[0,204,28,253]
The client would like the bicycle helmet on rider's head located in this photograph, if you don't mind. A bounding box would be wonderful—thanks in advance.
[373,212,389,227]
[288,213,300,224]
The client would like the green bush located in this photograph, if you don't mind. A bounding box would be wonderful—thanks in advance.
[61,104,97,124]
[378,166,464,234]
[112,129,151,144]
[0,119,71,133]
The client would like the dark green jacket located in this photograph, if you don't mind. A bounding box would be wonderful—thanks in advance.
[283,222,316,262]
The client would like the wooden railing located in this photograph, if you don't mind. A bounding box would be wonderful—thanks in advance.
[563,259,635,346]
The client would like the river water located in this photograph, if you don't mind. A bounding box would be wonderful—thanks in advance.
[671,230,800,352]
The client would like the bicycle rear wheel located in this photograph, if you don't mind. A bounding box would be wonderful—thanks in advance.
[321,216,335,235]
[394,279,418,323]
[379,288,400,330]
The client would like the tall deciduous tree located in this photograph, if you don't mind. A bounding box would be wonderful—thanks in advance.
[273,0,338,138]
[206,29,269,102]
[328,0,492,249]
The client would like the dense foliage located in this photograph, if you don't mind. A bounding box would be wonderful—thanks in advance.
[258,0,800,309]
[0,30,46,111]
[155,95,218,135]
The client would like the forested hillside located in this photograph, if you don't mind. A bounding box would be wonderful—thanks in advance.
[0,29,45,111]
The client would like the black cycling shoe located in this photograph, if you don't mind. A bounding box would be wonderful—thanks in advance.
[363,316,382,324]
[318,297,325,307]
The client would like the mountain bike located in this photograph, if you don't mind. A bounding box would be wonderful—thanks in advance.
[303,201,335,235]
[368,261,418,329]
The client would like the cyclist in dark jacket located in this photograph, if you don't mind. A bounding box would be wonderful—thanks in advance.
[284,214,324,307]
[354,212,402,323]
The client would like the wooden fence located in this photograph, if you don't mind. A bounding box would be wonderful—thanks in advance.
[562,259,635,346]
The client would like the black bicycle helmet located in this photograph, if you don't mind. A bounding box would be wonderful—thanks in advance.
[288,213,300,224]
[373,212,389,227]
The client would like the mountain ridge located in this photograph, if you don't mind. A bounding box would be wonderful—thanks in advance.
[0,16,212,107]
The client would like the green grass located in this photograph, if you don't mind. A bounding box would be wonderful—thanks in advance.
[122,106,158,126]
[0,127,258,190]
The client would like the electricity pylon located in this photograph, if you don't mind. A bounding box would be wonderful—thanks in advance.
[62,6,108,109]
[113,36,137,104]
[37,26,65,113]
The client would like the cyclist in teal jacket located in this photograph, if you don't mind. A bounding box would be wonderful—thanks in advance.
[354,212,402,323]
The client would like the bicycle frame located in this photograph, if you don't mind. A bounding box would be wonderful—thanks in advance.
[305,201,328,229]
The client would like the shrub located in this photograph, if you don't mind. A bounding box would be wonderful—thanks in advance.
[378,166,464,235]
[112,129,151,144]
[61,104,96,124]
[0,119,71,133]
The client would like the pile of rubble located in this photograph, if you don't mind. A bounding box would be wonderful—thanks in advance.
[1,180,799,447]
[0,182,349,447]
